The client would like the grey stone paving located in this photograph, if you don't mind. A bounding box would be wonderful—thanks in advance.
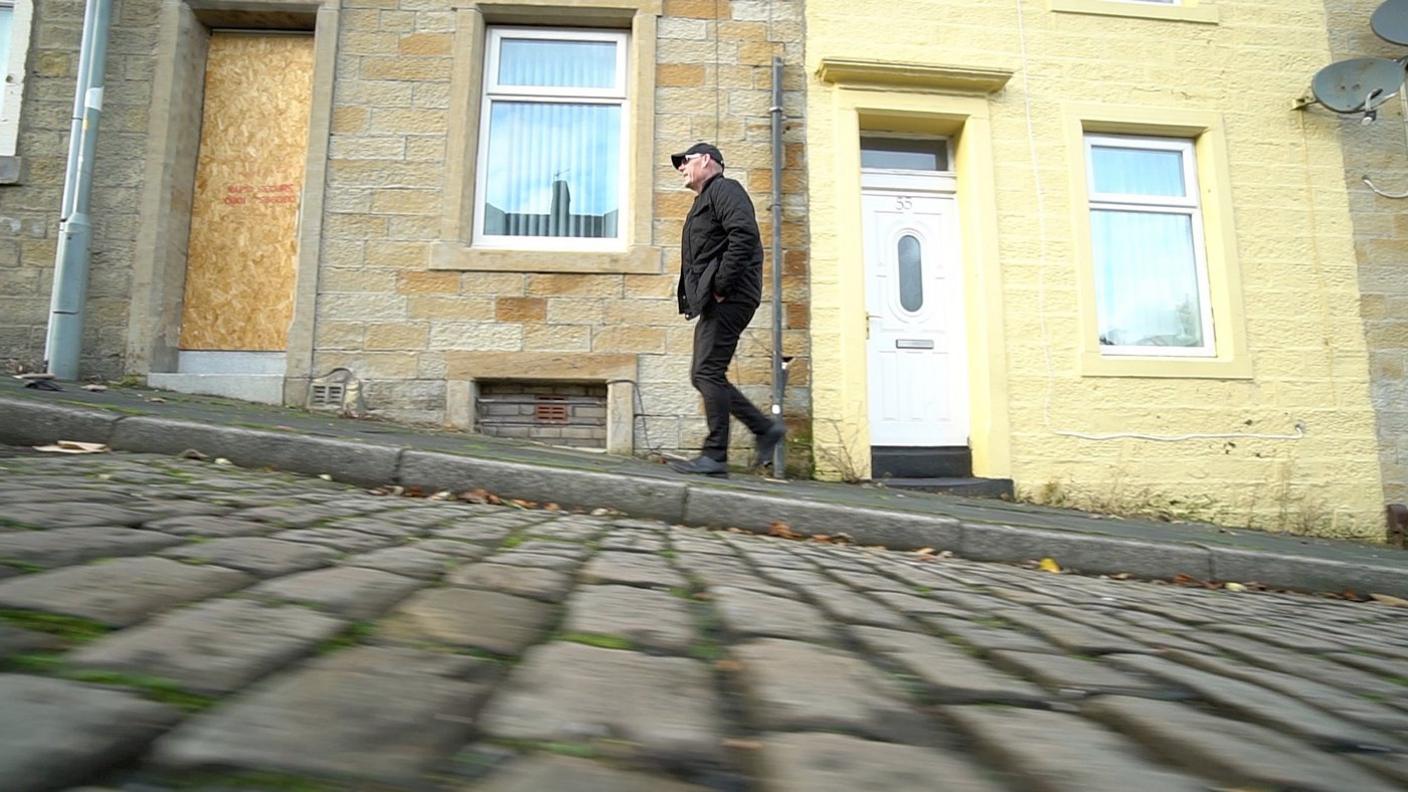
[1083,695,1402,792]
[479,642,725,767]
[344,545,459,579]
[562,585,696,654]
[0,675,182,792]
[153,646,492,784]
[468,754,709,791]
[578,550,686,587]
[732,638,936,744]
[159,537,338,578]
[0,526,183,568]
[447,562,573,602]
[0,556,253,626]
[758,732,1003,792]
[383,589,555,655]
[67,598,345,694]
[946,706,1207,792]
[250,565,427,620]
[3,448,1408,791]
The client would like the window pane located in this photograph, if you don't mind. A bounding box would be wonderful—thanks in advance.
[498,38,617,89]
[1091,145,1185,197]
[0,8,12,115]
[861,137,948,171]
[897,234,923,312]
[1091,209,1205,348]
[482,101,621,239]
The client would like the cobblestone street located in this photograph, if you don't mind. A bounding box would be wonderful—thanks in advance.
[2,448,1407,791]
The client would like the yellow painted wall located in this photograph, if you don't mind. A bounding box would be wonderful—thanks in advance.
[805,0,1388,539]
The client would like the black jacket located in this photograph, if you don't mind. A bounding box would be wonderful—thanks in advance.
[676,174,764,318]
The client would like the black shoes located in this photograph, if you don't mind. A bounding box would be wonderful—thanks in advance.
[752,421,787,470]
[669,455,729,477]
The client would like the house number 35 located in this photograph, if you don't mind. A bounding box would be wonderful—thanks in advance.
[894,196,913,210]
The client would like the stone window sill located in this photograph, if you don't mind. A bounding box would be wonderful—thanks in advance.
[0,156,23,185]
[1049,0,1219,25]
[430,241,662,274]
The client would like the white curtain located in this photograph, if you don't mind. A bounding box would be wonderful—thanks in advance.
[1089,144,1204,349]
[1092,210,1203,348]
[482,38,622,239]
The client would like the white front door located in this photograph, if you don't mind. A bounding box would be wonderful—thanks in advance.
[863,184,968,447]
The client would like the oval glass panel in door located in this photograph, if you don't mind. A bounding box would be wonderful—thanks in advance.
[897,233,924,312]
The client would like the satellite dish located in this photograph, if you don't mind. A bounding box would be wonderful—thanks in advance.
[1373,0,1408,46]
[1311,57,1406,114]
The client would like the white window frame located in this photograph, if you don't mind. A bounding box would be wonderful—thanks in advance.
[1084,133,1215,358]
[0,0,32,159]
[472,26,630,253]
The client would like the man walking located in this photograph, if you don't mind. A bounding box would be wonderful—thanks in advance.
[669,142,785,477]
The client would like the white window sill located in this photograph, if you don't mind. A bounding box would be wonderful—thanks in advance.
[1080,352,1250,379]
[1049,0,1219,24]
[430,240,662,274]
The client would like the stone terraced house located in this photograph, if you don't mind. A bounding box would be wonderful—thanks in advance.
[3,0,1407,541]
[0,0,810,465]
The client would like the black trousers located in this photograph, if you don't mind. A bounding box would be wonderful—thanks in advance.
[691,300,772,462]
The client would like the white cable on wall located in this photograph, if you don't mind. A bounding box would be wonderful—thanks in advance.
[1011,0,1303,445]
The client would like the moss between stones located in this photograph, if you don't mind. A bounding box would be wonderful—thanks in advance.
[557,632,634,651]
[0,609,110,642]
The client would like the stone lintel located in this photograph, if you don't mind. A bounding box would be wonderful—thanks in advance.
[816,58,1014,95]
[444,352,636,382]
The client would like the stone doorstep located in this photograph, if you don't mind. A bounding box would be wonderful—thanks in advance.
[0,397,1403,598]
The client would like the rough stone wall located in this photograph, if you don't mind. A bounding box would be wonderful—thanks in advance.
[806,0,1385,537]
[1322,0,1408,509]
[0,0,158,378]
[313,0,810,464]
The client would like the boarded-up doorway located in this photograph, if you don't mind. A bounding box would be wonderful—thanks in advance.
[179,31,314,352]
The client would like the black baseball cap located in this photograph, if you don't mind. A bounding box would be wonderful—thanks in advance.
[671,142,724,170]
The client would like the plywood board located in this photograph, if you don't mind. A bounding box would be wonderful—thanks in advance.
[180,32,314,351]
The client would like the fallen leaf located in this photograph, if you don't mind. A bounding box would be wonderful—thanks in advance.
[1110,573,1132,580]
[318,474,333,481]
[33,440,109,455]
[81,384,107,392]
[1224,582,1248,593]
[1370,593,1408,607]
[721,738,761,751]
[1038,557,1062,574]
[178,448,209,461]
[427,490,452,501]
[915,547,937,556]
[545,503,561,511]
[768,521,801,540]
[214,457,233,466]
[714,659,742,673]
[146,397,166,403]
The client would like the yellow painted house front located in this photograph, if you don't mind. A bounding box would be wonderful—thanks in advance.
[804,0,1387,539]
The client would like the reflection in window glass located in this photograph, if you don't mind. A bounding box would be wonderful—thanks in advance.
[482,102,621,238]
[1090,146,1185,197]
[897,234,923,312]
[1091,209,1203,348]
[861,137,948,171]
[478,30,626,242]
[0,7,11,118]
[498,38,617,89]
